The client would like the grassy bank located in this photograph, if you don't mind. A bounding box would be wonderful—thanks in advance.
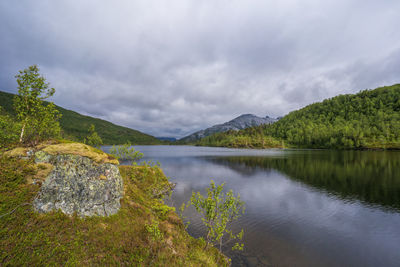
[0,146,227,266]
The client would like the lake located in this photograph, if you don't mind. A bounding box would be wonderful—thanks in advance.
[104,145,400,267]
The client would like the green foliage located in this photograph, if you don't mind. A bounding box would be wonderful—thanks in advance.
[84,124,103,148]
[179,202,191,229]
[0,90,162,145]
[0,107,21,148]
[257,85,400,149]
[13,65,61,145]
[152,201,175,220]
[109,143,143,164]
[188,181,245,252]
[145,220,164,241]
[196,129,283,148]
[196,84,400,150]
[263,85,400,149]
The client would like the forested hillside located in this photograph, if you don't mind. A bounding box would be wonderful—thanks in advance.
[180,114,276,142]
[0,90,161,145]
[198,84,400,149]
[196,130,283,148]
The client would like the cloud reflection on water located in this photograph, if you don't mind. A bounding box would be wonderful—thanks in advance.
[118,146,400,266]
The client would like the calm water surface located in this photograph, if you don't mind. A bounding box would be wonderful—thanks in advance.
[105,145,400,267]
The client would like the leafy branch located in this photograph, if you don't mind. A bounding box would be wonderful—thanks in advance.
[183,180,245,252]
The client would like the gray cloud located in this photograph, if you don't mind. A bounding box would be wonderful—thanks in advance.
[1,0,399,137]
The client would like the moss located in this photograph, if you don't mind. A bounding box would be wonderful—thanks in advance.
[0,155,228,266]
[3,147,29,158]
[34,163,53,180]
[34,150,52,163]
[25,163,53,184]
[40,143,119,165]
[4,142,119,165]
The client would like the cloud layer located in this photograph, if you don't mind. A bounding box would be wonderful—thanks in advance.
[1,0,399,137]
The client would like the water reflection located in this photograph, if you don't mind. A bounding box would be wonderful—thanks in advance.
[105,146,400,267]
[209,150,400,212]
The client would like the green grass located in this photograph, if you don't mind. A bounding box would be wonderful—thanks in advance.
[0,154,228,266]
[0,90,162,145]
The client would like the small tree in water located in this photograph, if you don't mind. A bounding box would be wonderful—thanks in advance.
[13,65,61,145]
[186,180,245,252]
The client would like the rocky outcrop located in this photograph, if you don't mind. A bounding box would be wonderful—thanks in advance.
[180,114,278,142]
[33,151,123,217]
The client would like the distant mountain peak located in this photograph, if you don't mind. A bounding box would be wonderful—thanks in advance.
[180,114,277,142]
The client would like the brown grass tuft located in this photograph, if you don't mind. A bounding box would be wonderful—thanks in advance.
[41,143,119,164]
[3,147,29,158]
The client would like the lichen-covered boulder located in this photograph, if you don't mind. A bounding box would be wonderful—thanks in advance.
[33,152,123,217]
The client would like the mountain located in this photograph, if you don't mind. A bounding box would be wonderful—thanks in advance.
[197,84,400,149]
[0,90,161,145]
[180,114,277,142]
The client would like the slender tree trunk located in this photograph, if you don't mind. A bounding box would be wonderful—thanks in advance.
[204,231,210,250]
[19,123,26,143]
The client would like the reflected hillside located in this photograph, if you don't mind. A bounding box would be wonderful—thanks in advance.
[210,151,400,211]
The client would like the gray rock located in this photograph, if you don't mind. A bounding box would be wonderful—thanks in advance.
[33,153,123,217]
[180,114,278,142]
[34,150,52,163]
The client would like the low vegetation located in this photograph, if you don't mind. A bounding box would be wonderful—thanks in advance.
[0,107,21,148]
[0,147,228,266]
[39,142,119,165]
[109,142,144,164]
[182,181,245,252]
[84,124,103,148]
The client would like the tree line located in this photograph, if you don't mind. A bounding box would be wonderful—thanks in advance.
[196,85,400,150]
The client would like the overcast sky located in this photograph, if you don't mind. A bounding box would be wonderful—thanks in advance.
[1,0,399,137]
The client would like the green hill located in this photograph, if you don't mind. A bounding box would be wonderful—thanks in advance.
[0,90,161,145]
[197,84,400,149]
